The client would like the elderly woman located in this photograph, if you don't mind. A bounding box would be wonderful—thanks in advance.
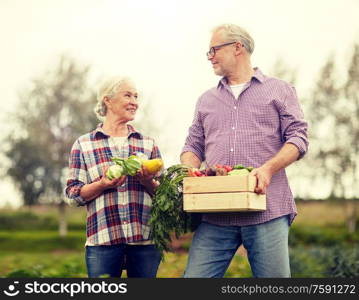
[65,76,162,278]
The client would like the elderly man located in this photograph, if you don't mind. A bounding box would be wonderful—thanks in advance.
[181,24,308,277]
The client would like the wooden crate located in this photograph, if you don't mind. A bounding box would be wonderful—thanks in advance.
[183,175,266,212]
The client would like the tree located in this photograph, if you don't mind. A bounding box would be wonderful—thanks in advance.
[268,59,313,199]
[343,44,359,232]
[269,57,297,85]
[5,55,98,236]
[306,56,343,195]
[305,48,358,232]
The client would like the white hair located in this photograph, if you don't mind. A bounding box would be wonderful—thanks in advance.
[212,24,255,55]
[94,76,133,120]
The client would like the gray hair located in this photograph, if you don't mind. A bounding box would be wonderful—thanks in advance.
[212,24,255,55]
[94,76,133,120]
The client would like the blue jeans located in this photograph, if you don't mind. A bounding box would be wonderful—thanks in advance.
[86,244,161,278]
[184,215,290,278]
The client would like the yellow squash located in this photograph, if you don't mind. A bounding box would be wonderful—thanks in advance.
[142,158,164,174]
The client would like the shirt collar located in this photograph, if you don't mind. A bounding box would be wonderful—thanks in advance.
[217,67,265,89]
[252,67,265,83]
[93,123,143,139]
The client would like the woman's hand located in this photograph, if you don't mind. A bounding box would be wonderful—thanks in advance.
[99,175,126,189]
[135,166,159,195]
[80,169,126,203]
[99,166,126,189]
[136,166,154,185]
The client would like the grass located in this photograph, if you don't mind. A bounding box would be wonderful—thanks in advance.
[0,231,85,252]
[3,242,358,278]
[0,201,358,278]
[295,200,358,226]
[0,250,87,278]
[0,230,252,278]
[0,250,252,278]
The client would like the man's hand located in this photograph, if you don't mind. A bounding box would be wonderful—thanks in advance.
[250,143,301,194]
[250,165,274,194]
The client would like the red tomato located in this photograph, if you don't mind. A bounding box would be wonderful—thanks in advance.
[188,168,196,177]
[194,170,203,177]
[223,165,233,172]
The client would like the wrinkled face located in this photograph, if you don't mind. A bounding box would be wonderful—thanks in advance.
[105,81,139,122]
[208,30,237,76]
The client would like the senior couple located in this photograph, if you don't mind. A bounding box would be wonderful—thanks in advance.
[65,23,308,278]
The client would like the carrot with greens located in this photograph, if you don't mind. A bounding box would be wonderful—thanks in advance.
[149,164,200,259]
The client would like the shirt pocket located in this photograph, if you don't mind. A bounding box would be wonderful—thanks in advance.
[202,105,232,135]
[83,148,114,181]
[245,101,280,131]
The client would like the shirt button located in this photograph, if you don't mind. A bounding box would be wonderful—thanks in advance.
[234,106,237,109]
[230,148,234,152]
[232,127,235,130]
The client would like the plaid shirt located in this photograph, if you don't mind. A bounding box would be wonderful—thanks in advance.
[182,68,308,226]
[65,124,161,245]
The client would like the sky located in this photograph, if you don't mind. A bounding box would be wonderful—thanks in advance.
[0,0,358,207]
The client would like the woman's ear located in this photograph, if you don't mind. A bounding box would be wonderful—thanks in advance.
[103,96,111,108]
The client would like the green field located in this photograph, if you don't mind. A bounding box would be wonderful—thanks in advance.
[0,201,358,278]
[0,230,252,278]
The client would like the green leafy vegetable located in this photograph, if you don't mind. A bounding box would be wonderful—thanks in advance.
[110,156,142,176]
[149,164,200,260]
[233,164,254,172]
[228,169,250,176]
[106,165,124,180]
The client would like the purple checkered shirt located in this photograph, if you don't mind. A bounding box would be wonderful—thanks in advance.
[182,68,308,226]
[65,124,161,245]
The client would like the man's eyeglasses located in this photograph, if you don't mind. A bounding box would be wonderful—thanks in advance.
[206,41,237,58]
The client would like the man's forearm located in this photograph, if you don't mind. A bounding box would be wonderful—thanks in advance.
[180,151,202,168]
[262,143,300,174]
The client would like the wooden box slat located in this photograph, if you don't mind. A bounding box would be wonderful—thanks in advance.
[182,175,266,212]
[183,192,266,212]
[183,175,256,194]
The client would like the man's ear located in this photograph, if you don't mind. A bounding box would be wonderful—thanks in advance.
[235,42,244,56]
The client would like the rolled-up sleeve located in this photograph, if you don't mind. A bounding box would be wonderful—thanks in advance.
[279,85,309,159]
[64,140,88,206]
[181,98,205,161]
